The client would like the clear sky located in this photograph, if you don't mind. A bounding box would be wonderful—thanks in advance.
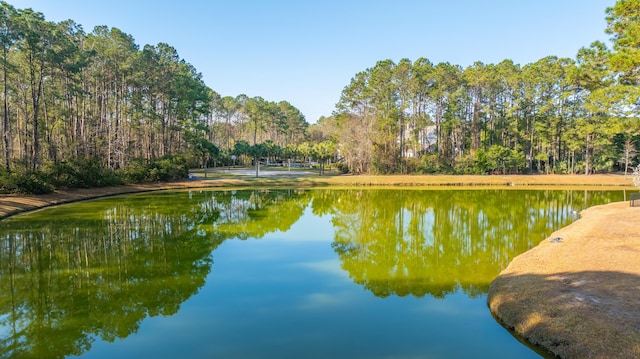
[8,0,616,123]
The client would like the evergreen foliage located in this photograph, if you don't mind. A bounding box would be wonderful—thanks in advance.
[0,1,637,190]
[315,0,639,175]
[0,2,309,193]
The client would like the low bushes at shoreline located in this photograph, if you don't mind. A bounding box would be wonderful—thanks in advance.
[0,155,191,195]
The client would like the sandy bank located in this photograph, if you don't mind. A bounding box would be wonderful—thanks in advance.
[488,201,640,359]
[0,180,227,219]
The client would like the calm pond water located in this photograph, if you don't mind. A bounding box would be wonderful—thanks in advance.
[0,189,628,359]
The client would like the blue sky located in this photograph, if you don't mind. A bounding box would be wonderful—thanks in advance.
[9,0,615,123]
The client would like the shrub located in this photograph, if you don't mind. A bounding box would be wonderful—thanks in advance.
[70,157,122,187]
[404,157,420,174]
[454,154,480,174]
[418,153,451,174]
[43,161,86,188]
[42,158,122,189]
[148,155,190,181]
[121,155,190,183]
[120,159,150,183]
[0,172,53,194]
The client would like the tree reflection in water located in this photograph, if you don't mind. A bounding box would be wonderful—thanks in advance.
[0,188,623,358]
[0,189,309,359]
[322,190,611,298]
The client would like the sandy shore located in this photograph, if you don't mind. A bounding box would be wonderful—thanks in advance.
[0,181,208,219]
[488,201,640,358]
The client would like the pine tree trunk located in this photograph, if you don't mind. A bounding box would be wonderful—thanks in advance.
[3,45,10,172]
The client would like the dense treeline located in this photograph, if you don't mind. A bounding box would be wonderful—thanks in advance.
[0,2,311,193]
[208,94,313,169]
[1,1,638,192]
[315,0,640,175]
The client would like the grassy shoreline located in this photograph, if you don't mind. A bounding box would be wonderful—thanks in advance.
[0,172,635,220]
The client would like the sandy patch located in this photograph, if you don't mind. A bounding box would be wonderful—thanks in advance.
[488,201,640,359]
